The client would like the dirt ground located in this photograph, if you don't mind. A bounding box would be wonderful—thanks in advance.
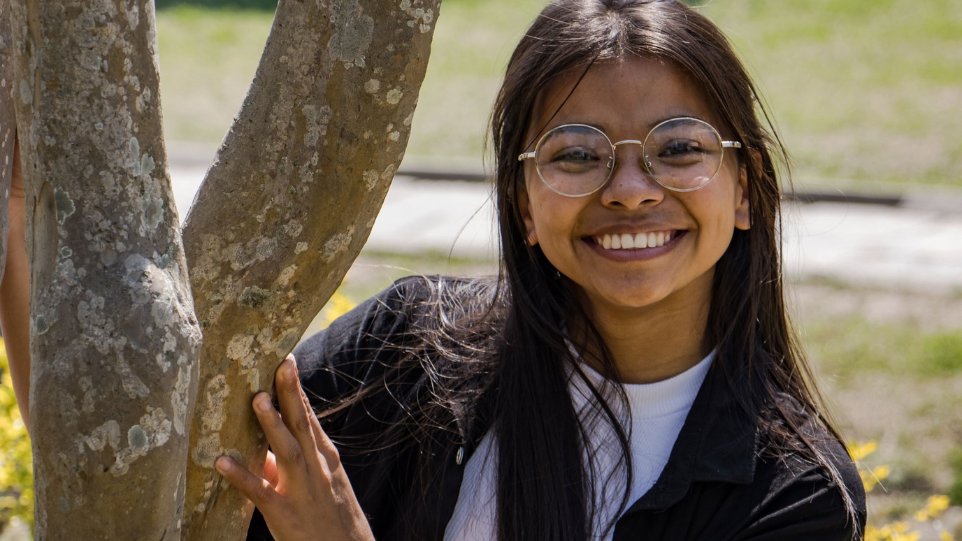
[789,281,962,536]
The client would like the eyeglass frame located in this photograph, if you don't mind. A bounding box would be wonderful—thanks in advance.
[517,116,743,197]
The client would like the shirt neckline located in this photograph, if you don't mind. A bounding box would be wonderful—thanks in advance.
[574,350,715,419]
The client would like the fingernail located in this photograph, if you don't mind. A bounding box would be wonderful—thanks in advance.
[285,358,297,381]
[215,457,232,472]
[255,393,272,412]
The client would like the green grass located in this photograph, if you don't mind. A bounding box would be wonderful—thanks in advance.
[802,316,962,382]
[156,7,273,144]
[155,0,962,188]
[950,447,962,506]
[699,0,962,187]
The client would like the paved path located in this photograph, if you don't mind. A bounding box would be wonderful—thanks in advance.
[170,166,962,293]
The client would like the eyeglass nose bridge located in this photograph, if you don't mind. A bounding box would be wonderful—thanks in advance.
[609,139,651,171]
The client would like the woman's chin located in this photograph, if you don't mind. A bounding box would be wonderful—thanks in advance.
[575,280,675,313]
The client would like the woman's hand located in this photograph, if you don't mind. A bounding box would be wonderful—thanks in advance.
[215,355,374,541]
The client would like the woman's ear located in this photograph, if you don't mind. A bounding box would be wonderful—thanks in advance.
[734,150,759,231]
[517,184,539,246]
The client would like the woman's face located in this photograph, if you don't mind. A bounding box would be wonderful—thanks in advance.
[520,55,750,318]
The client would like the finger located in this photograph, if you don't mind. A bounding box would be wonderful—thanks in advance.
[216,456,278,512]
[264,450,279,488]
[275,355,326,481]
[252,391,308,490]
[301,388,340,470]
[288,358,341,473]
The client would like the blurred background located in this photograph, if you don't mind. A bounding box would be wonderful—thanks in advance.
[2,0,962,539]
[157,0,962,191]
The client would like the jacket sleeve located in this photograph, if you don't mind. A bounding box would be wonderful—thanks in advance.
[294,276,421,433]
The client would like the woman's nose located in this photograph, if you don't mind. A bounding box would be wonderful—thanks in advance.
[599,146,665,209]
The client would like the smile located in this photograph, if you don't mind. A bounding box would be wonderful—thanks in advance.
[591,230,678,250]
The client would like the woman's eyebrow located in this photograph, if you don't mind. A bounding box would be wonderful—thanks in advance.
[651,112,708,125]
[551,112,710,135]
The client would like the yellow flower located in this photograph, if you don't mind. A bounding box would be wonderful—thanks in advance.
[321,291,358,328]
[849,440,878,462]
[926,495,950,515]
[861,464,890,493]
[915,494,951,522]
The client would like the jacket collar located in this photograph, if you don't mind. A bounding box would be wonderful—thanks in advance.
[452,351,759,514]
[622,359,758,514]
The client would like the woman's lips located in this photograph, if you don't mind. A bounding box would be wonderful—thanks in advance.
[583,230,687,262]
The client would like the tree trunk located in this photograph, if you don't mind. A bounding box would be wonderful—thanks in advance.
[0,2,15,281]
[179,0,441,538]
[9,0,201,538]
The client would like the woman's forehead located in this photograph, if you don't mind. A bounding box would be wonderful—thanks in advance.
[530,56,722,138]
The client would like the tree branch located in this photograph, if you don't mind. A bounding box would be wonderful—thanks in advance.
[179,0,442,538]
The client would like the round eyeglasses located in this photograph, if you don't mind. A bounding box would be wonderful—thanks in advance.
[518,117,742,197]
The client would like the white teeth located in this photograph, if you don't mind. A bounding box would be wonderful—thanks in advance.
[597,231,677,251]
[634,233,647,248]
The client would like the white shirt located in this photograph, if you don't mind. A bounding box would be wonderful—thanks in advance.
[443,351,714,541]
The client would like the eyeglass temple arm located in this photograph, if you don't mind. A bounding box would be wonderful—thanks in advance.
[518,151,536,161]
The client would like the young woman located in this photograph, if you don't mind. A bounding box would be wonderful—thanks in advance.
[217,1,867,540]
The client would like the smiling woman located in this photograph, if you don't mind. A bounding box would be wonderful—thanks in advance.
[221,1,867,540]
[516,57,752,385]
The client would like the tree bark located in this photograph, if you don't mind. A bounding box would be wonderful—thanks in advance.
[179,0,441,538]
[9,0,201,538]
[0,2,15,282]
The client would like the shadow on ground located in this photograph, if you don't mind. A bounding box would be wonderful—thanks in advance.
[155,0,483,10]
[156,0,275,10]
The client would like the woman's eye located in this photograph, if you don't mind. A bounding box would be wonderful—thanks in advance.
[551,148,600,164]
[659,140,703,158]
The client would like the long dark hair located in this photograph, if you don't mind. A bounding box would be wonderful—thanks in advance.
[321,1,857,540]
[489,0,858,538]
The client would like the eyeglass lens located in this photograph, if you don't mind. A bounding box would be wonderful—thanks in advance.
[535,118,725,196]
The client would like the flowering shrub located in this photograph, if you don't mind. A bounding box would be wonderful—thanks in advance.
[853,440,954,541]
[0,338,33,530]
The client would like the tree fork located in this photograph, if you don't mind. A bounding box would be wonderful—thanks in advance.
[179,0,441,539]
[9,0,202,538]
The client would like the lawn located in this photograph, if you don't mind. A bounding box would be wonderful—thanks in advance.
[155,0,962,189]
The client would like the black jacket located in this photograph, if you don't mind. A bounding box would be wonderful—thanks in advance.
[248,277,866,541]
